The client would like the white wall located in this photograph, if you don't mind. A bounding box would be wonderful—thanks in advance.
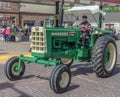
[20,3,55,14]
[91,22,120,33]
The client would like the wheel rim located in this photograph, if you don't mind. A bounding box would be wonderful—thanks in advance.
[104,48,110,64]
[12,62,22,76]
[104,43,116,71]
[59,72,70,88]
[61,58,72,65]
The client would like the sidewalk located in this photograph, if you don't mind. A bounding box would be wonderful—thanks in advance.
[0,53,31,63]
[0,41,31,63]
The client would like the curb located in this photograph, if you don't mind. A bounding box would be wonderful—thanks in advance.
[0,54,31,63]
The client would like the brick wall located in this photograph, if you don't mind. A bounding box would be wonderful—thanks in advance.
[0,2,19,13]
[0,13,19,26]
[21,13,50,27]
[0,2,53,27]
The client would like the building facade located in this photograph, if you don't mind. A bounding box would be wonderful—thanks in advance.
[0,2,55,28]
[0,2,19,26]
[19,3,55,27]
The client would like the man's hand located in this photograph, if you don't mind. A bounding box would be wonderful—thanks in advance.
[79,25,86,31]
[79,25,90,31]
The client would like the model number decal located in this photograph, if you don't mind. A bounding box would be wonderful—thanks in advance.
[51,32,75,36]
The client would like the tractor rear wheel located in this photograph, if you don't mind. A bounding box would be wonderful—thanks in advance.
[92,35,117,78]
[5,57,25,81]
[61,58,73,67]
[49,65,71,93]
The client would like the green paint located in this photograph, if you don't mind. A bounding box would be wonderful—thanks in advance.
[16,13,114,68]
[103,6,120,12]
[104,48,110,64]
[14,66,19,72]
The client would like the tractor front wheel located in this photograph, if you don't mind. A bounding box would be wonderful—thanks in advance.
[5,57,25,81]
[92,36,117,78]
[49,65,71,93]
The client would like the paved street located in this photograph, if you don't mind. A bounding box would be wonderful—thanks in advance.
[0,41,30,55]
[0,41,31,62]
[0,41,120,97]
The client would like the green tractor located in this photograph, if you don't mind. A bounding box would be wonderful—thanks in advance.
[5,5,117,93]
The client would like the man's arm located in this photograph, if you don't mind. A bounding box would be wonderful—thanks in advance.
[79,22,91,32]
[79,24,86,31]
[84,23,91,31]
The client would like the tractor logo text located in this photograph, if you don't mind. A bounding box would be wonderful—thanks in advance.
[51,32,75,36]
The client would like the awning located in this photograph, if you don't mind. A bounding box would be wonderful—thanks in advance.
[65,5,106,16]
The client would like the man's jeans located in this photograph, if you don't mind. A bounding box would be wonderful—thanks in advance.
[82,32,88,47]
[6,34,9,42]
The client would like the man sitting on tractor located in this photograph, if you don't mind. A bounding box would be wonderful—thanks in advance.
[79,15,91,48]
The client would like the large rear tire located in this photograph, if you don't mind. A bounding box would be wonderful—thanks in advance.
[49,65,71,93]
[92,35,117,78]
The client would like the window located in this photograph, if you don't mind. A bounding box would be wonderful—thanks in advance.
[0,2,11,9]
[24,20,35,27]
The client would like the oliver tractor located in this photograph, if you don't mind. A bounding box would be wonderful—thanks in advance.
[5,5,117,93]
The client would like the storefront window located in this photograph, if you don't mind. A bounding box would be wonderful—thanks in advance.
[24,21,35,27]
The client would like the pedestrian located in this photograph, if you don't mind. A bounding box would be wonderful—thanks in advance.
[11,25,16,42]
[11,30,15,42]
[25,24,28,36]
[3,27,7,42]
[6,27,11,42]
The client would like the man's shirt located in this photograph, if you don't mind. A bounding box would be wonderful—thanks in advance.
[79,21,91,33]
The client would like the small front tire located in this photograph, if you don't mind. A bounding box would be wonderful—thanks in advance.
[49,65,71,93]
[5,57,25,81]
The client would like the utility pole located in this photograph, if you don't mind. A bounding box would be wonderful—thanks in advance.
[55,1,59,27]
[19,0,21,27]
[99,0,103,28]
[59,0,64,27]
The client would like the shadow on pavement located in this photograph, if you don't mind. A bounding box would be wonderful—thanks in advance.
[22,75,80,93]
[71,63,93,77]
[22,75,36,79]
[112,64,120,76]
[36,75,49,80]
[65,84,80,93]
[22,74,49,81]
[67,85,80,92]
[71,63,120,77]
[0,82,32,97]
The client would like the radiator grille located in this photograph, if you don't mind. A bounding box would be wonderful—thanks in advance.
[31,27,47,53]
